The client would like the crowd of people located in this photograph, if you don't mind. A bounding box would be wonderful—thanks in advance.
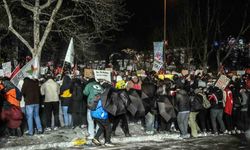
[0,66,250,146]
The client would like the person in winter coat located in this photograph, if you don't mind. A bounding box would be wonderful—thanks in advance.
[91,95,113,146]
[40,76,60,131]
[22,77,43,135]
[197,88,212,135]
[223,86,234,134]
[60,75,73,127]
[83,78,104,140]
[208,86,226,134]
[189,89,203,137]
[111,75,131,137]
[142,77,157,135]
[68,78,87,128]
[175,84,190,138]
[0,78,23,136]
[239,87,250,132]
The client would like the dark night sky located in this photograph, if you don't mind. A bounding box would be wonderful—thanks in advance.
[113,0,250,53]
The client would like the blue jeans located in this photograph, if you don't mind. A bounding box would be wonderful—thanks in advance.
[210,109,225,133]
[87,109,95,138]
[145,112,155,131]
[177,111,190,136]
[26,104,43,135]
[62,106,72,127]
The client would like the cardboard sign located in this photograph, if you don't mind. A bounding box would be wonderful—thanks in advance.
[84,69,93,78]
[215,75,231,90]
[152,59,163,72]
[40,67,48,75]
[94,70,111,83]
[181,70,189,76]
[127,65,133,71]
[105,68,113,72]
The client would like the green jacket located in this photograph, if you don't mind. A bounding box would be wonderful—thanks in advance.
[83,81,104,106]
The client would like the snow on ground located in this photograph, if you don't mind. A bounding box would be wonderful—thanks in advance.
[0,123,249,150]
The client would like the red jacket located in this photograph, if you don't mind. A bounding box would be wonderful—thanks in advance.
[224,88,233,115]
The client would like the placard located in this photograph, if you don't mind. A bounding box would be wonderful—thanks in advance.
[2,61,12,77]
[94,70,111,83]
[84,69,93,78]
[215,75,231,90]
[152,59,163,72]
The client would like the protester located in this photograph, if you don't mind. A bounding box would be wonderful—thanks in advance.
[69,78,87,128]
[0,77,23,136]
[40,75,60,131]
[83,78,104,140]
[175,83,190,138]
[208,86,226,134]
[60,75,73,128]
[21,76,43,135]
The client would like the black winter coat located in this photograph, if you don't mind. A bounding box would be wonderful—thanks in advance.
[176,89,190,112]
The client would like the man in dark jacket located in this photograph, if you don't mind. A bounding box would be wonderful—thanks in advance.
[176,84,190,138]
[22,77,42,135]
[208,86,226,134]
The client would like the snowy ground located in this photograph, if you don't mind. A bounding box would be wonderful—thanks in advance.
[0,124,250,150]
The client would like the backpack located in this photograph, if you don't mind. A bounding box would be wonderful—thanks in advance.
[199,93,211,109]
[190,95,203,112]
[91,99,108,120]
[15,87,22,101]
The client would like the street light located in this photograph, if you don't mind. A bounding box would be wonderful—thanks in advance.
[163,0,167,64]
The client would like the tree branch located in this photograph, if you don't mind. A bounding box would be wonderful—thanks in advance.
[58,14,85,21]
[21,0,35,12]
[3,0,33,53]
[40,0,52,10]
[37,0,63,55]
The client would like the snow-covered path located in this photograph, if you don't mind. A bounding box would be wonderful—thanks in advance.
[0,124,249,150]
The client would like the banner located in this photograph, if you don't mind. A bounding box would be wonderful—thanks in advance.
[215,75,231,90]
[94,70,111,83]
[2,61,12,77]
[153,42,164,62]
[10,65,20,79]
[152,59,163,72]
[65,38,74,67]
[11,57,38,86]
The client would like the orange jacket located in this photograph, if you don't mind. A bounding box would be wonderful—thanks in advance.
[0,84,20,107]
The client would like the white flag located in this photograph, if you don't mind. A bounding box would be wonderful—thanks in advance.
[65,38,74,67]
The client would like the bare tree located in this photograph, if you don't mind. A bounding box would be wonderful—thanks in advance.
[2,0,128,62]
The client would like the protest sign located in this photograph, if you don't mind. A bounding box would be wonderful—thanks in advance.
[2,61,12,77]
[105,68,113,72]
[215,75,231,90]
[11,58,37,86]
[40,67,48,75]
[237,70,245,76]
[0,69,4,77]
[94,70,111,83]
[152,59,163,72]
[84,69,93,78]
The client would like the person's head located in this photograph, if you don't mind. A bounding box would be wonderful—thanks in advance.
[132,76,139,83]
